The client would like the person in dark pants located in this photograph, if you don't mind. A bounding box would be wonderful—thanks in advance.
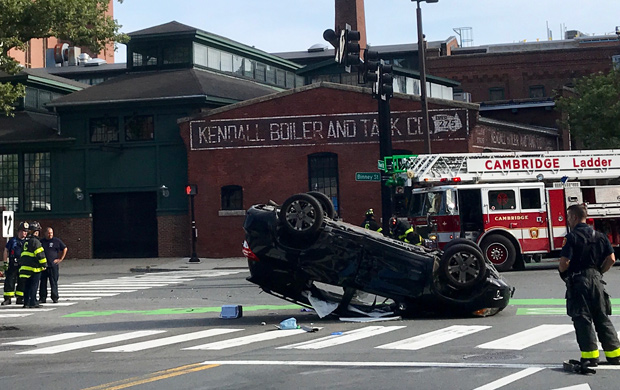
[559,204,620,367]
[388,216,423,245]
[18,221,47,308]
[39,227,67,303]
[361,209,382,233]
[2,222,28,305]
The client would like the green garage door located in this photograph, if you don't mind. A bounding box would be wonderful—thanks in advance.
[92,192,158,258]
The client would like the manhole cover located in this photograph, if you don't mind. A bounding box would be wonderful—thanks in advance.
[463,351,523,361]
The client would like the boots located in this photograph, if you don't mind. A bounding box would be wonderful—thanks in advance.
[15,297,23,304]
[1,298,11,306]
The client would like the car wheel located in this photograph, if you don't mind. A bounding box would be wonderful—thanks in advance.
[439,243,486,289]
[442,238,483,257]
[481,235,516,272]
[279,193,324,236]
[307,191,336,219]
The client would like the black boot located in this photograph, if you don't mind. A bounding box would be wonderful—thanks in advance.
[16,297,23,304]
[1,298,11,306]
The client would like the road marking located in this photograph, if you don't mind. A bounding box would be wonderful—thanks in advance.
[17,330,166,354]
[53,293,120,297]
[81,363,220,390]
[0,313,33,318]
[93,329,243,352]
[0,308,54,312]
[377,325,491,350]
[277,326,406,350]
[4,332,95,345]
[184,328,310,350]
[63,304,302,318]
[472,367,545,390]
[550,385,592,390]
[199,360,558,369]
[477,324,574,350]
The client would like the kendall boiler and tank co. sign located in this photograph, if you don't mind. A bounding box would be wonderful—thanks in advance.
[189,109,468,150]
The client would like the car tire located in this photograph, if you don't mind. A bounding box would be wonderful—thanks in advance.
[279,193,324,237]
[480,235,516,272]
[439,243,486,289]
[442,238,484,257]
[307,191,336,219]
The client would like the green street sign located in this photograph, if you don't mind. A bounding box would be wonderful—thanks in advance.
[356,172,381,182]
[377,160,385,170]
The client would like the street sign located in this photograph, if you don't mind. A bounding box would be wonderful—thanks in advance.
[356,172,381,182]
[377,160,385,171]
[2,211,14,238]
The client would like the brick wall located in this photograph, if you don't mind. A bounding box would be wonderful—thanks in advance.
[23,217,93,259]
[157,214,190,257]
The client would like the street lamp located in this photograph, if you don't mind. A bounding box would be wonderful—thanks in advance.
[414,0,438,154]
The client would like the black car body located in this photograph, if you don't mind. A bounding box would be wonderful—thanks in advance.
[243,193,513,317]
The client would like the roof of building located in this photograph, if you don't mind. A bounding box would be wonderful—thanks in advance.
[0,68,88,91]
[48,68,282,108]
[0,111,74,146]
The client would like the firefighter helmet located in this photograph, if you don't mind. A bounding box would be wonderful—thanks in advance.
[18,222,28,231]
[365,209,374,217]
[28,221,41,233]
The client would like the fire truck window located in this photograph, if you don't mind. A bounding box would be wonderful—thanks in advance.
[446,189,457,215]
[520,188,541,209]
[488,190,516,211]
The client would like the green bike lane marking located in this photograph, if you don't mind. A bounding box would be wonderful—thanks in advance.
[62,299,620,318]
[63,304,303,318]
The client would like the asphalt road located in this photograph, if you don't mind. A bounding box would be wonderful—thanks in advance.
[1,257,619,390]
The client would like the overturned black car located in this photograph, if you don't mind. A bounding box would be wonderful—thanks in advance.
[242,193,513,318]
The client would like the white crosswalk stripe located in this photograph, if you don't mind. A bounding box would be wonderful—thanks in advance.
[476,324,574,350]
[376,325,491,350]
[0,323,588,356]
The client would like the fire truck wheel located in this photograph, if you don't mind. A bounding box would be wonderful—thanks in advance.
[438,244,486,289]
[307,191,336,219]
[279,193,324,237]
[481,235,516,272]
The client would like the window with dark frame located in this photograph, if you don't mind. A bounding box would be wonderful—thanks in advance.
[90,117,119,143]
[125,115,154,141]
[23,152,51,212]
[529,85,545,98]
[488,189,516,211]
[308,153,340,212]
[520,188,542,209]
[221,185,243,210]
[0,154,19,212]
[489,87,505,101]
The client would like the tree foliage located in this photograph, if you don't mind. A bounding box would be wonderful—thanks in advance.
[556,69,620,149]
[0,0,128,115]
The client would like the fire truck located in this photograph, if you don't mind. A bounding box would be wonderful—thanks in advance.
[389,150,620,271]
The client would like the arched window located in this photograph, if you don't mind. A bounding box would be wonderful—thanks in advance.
[221,185,243,210]
[308,153,339,213]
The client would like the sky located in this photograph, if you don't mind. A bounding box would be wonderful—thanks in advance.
[113,0,620,63]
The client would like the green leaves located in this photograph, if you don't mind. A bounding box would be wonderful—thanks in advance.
[556,70,620,149]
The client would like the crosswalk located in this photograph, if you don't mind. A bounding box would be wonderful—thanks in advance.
[0,270,245,318]
[0,323,589,356]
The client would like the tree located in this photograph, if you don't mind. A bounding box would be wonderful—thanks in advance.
[0,0,128,115]
[556,69,620,149]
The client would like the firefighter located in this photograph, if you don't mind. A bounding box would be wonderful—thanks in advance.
[389,216,423,245]
[559,204,620,367]
[361,209,382,232]
[18,221,47,308]
[2,222,28,305]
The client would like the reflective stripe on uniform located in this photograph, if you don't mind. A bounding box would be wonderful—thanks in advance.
[581,350,600,359]
[605,348,620,358]
[3,291,15,297]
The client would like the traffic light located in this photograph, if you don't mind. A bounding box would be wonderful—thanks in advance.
[379,64,394,100]
[363,49,380,97]
[335,25,360,71]
[186,184,197,196]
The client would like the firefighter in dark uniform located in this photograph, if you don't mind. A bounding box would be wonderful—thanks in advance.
[2,222,28,305]
[361,209,382,233]
[559,204,620,366]
[389,216,423,246]
[18,221,47,308]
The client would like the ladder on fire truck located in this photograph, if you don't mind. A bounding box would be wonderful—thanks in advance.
[392,150,620,184]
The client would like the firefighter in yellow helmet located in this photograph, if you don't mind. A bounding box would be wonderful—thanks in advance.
[18,221,48,308]
[389,216,423,246]
[361,209,382,232]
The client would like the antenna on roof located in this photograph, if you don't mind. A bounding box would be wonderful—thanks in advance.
[452,27,473,47]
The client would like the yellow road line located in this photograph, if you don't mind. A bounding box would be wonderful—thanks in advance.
[82,363,220,390]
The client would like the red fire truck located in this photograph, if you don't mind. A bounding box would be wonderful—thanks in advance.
[392,150,620,271]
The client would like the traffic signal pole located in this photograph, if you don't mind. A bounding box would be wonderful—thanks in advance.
[378,97,393,233]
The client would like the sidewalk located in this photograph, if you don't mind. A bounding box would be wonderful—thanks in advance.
[59,257,248,276]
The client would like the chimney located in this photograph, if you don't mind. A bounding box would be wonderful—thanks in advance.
[335,0,367,50]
